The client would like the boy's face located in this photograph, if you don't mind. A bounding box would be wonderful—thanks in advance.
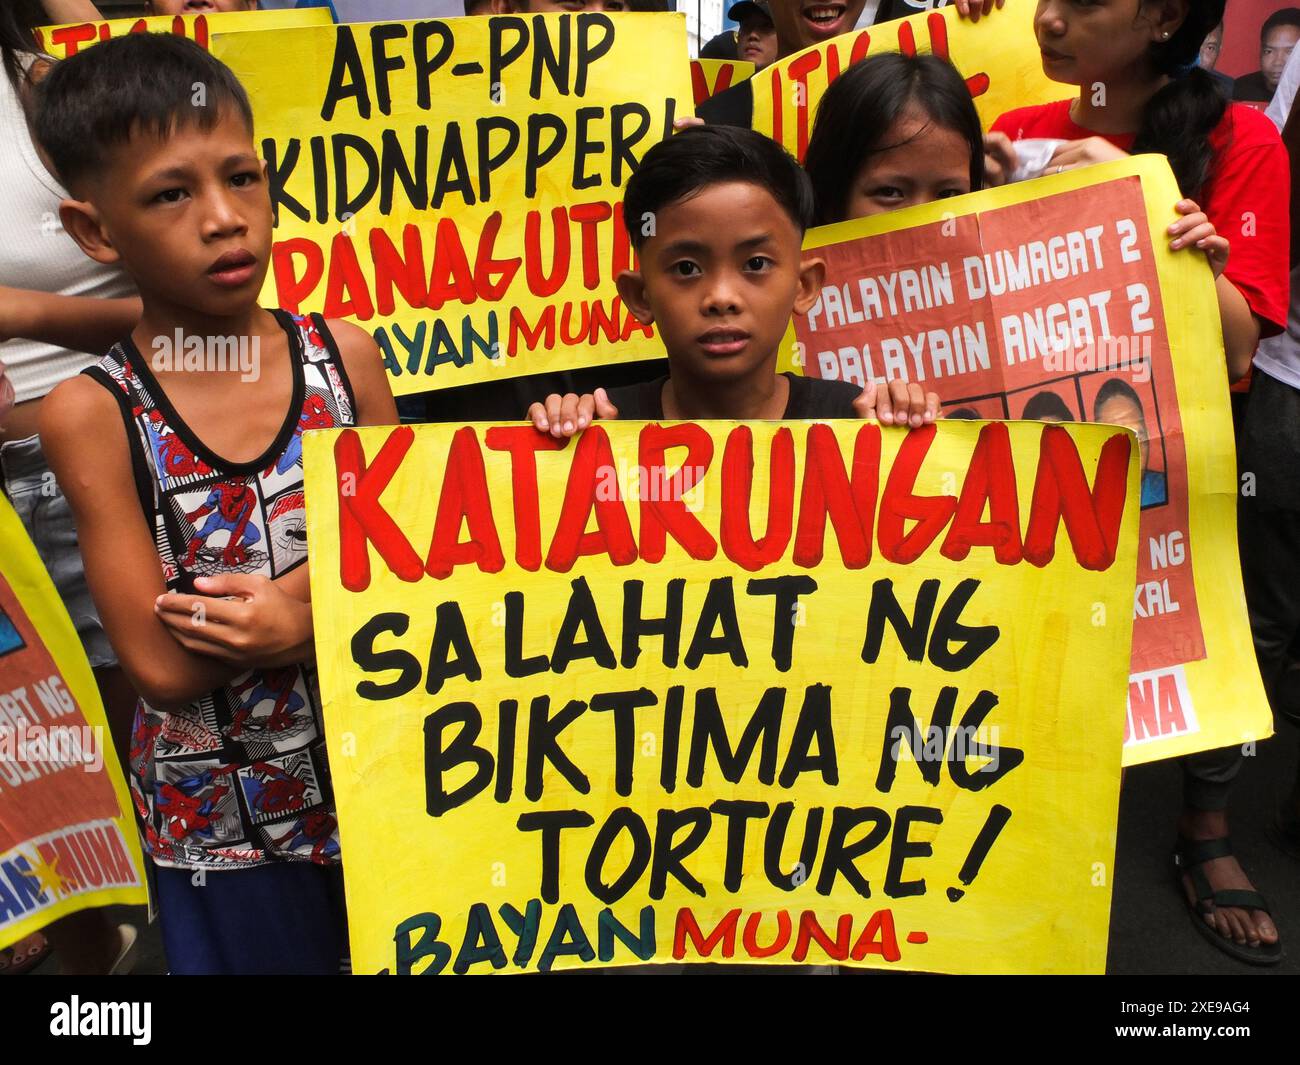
[1198,23,1222,71]
[768,0,869,57]
[738,13,779,69]
[617,181,823,386]
[62,108,272,321]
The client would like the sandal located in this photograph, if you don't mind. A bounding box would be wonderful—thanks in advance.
[0,933,51,975]
[107,924,139,976]
[1173,836,1283,967]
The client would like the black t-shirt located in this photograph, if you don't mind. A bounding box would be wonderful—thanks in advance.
[1209,68,1235,100]
[697,76,754,128]
[416,358,668,423]
[606,371,862,419]
[1232,70,1271,103]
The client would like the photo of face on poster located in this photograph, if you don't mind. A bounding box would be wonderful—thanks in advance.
[1081,371,1169,509]
[944,395,1008,420]
[1016,386,1079,423]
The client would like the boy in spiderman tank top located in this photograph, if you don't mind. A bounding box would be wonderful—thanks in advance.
[33,34,397,974]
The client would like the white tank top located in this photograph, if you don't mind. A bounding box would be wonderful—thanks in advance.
[0,55,136,405]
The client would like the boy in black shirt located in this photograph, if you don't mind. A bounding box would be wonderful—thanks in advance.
[529,125,938,432]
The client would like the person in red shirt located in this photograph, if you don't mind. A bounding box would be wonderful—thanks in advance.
[985,0,1289,967]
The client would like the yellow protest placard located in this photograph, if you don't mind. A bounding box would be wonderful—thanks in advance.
[213,14,692,397]
[785,155,1269,765]
[0,498,147,950]
[752,0,1058,161]
[34,7,333,59]
[691,57,755,106]
[304,418,1137,974]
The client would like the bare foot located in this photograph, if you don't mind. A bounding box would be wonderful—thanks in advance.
[1178,809,1279,948]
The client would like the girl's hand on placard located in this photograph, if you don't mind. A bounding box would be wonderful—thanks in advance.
[1047,137,1130,173]
[982,132,1018,187]
[1168,199,1230,278]
[954,0,1005,22]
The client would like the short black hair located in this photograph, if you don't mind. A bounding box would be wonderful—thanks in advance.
[1262,7,1300,42]
[34,32,254,192]
[1022,391,1075,422]
[804,52,984,226]
[623,125,814,250]
[699,31,739,59]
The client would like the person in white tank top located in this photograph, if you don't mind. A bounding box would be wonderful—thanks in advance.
[0,10,138,426]
[0,0,141,977]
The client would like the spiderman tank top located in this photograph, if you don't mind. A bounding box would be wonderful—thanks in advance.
[83,310,354,870]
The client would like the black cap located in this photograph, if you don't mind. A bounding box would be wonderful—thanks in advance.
[728,0,773,24]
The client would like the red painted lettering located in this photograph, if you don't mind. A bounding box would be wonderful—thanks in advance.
[1023,426,1130,570]
[793,423,880,568]
[719,427,795,570]
[673,907,740,959]
[425,427,505,579]
[335,427,423,592]
[941,422,1023,564]
[638,423,718,563]
[878,426,958,564]
[545,426,638,572]
[484,427,565,571]
[270,238,324,315]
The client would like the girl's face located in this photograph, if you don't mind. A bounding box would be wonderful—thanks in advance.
[1033,0,1186,88]
[844,110,972,219]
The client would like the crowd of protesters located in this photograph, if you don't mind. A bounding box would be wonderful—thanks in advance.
[0,0,1296,974]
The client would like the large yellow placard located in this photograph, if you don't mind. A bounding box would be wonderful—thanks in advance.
[752,0,1059,162]
[214,14,693,396]
[0,498,147,950]
[785,155,1270,765]
[304,418,1137,974]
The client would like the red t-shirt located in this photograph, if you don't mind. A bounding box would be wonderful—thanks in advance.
[992,98,1290,339]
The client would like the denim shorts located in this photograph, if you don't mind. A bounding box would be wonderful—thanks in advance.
[1,433,117,668]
